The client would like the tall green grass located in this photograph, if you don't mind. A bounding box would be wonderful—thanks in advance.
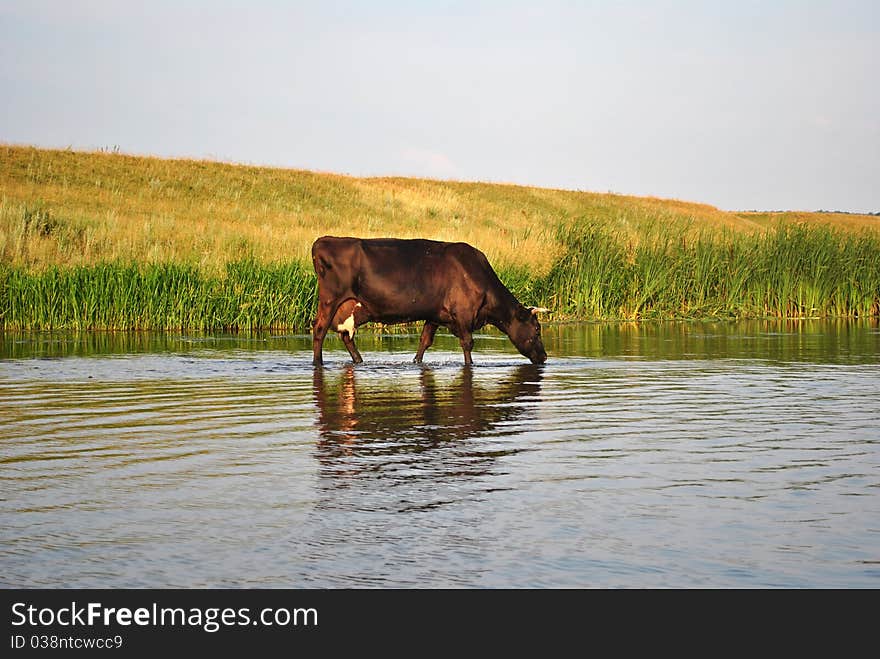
[1,223,878,330]
[0,260,317,331]
[542,222,880,320]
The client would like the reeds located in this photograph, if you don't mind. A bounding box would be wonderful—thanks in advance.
[0,260,317,331]
[3,222,876,330]
[541,222,880,320]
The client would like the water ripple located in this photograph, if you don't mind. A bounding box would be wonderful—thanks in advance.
[1,322,879,587]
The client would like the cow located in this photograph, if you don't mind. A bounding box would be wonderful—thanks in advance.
[310,236,548,366]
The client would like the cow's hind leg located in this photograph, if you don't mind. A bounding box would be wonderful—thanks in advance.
[340,331,363,364]
[413,322,439,364]
[312,298,342,366]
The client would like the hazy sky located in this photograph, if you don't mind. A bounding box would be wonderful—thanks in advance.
[2,0,878,212]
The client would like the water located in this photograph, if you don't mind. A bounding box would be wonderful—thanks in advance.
[1,320,878,588]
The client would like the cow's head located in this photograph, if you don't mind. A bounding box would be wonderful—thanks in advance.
[509,305,548,364]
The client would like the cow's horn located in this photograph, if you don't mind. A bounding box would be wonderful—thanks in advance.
[529,306,551,315]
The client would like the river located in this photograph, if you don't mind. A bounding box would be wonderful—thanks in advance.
[1,320,878,587]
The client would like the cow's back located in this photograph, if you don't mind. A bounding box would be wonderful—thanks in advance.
[359,239,466,320]
[311,236,501,323]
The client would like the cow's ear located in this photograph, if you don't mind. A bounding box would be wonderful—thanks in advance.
[528,306,551,315]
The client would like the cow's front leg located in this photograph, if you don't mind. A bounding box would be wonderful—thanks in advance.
[312,298,341,366]
[413,322,439,363]
[458,330,474,366]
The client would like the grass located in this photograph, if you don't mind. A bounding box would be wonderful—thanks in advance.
[0,260,317,331]
[542,222,880,319]
[1,144,878,330]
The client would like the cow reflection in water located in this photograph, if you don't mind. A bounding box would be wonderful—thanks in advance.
[312,364,543,480]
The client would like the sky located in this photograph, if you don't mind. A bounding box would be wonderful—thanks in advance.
[2,0,878,213]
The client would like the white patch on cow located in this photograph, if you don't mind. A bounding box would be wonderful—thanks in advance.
[336,303,361,337]
[337,313,356,337]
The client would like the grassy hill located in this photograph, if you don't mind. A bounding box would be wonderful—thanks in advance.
[1,145,878,329]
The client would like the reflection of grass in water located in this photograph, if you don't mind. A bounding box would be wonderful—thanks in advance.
[1,145,878,329]
[537,318,880,365]
[2,319,876,364]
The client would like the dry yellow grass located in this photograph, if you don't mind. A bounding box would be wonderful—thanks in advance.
[2,144,877,274]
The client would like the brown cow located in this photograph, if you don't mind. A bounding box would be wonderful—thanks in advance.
[311,236,548,365]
